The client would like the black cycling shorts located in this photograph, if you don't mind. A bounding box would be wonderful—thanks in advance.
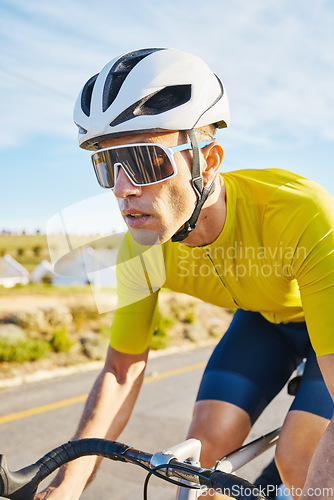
[196,310,334,424]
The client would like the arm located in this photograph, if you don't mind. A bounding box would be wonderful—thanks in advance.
[300,354,334,499]
[36,233,160,499]
[35,345,149,500]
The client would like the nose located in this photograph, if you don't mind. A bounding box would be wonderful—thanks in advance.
[113,166,142,199]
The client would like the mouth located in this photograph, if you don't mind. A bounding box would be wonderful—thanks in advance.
[124,212,151,228]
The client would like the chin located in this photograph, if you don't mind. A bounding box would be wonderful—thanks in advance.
[129,228,163,246]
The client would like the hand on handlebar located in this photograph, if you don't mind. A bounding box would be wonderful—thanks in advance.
[2,438,266,500]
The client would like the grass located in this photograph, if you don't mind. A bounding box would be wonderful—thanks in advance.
[0,234,49,271]
[0,338,51,362]
[0,234,48,251]
[0,283,93,296]
[0,233,124,272]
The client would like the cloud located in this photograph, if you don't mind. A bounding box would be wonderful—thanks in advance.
[206,0,334,147]
[0,0,333,150]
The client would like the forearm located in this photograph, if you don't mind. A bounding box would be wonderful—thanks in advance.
[300,419,334,499]
[46,349,147,499]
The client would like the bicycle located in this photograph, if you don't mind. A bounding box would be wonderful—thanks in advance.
[0,364,303,500]
[0,431,280,500]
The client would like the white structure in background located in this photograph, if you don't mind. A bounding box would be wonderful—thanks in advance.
[52,247,117,288]
[30,259,56,283]
[0,255,29,287]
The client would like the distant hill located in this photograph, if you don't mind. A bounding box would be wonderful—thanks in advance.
[0,233,124,272]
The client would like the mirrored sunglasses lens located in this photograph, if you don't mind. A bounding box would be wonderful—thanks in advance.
[107,145,175,185]
[92,151,115,188]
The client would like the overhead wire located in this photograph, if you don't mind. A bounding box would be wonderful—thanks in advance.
[0,65,73,100]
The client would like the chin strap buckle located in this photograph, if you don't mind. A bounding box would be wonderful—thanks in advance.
[192,176,204,198]
[171,221,193,242]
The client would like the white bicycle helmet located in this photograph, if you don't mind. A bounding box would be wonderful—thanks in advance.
[74,47,230,150]
[74,48,230,241]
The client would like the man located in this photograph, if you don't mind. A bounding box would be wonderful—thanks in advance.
[37,48,334,499]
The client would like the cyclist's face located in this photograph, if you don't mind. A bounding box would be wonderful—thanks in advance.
[100,131,197,245]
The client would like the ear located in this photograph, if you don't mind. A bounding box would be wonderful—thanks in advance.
[201,142,224,186]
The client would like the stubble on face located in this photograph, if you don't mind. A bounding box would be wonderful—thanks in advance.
[123,179,196,246]
[109,131,197,246]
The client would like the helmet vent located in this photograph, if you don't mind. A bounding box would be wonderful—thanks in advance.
[109,84,191,127]
[102,48,164,113]
[140,85,191,114]
[81,74,98,117]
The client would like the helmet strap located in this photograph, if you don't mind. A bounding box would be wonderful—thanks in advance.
[171,129,216,243]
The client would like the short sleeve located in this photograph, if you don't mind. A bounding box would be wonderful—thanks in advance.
[110,233,165,354]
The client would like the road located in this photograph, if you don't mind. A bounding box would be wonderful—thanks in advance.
[0,345,292,499]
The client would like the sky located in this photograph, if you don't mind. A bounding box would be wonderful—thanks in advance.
[1,0,333,236]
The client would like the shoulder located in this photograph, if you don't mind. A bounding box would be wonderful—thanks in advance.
[220,168,311,206]
[262,173,334,259]
[223,167,333,215]
[267,173,334,221]
[221,167,311,191]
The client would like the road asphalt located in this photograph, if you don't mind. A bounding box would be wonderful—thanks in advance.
[0,345,292,499]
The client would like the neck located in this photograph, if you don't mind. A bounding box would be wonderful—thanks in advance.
[181,176,227,247]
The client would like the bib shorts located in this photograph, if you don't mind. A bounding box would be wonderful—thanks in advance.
[196,310,333,423]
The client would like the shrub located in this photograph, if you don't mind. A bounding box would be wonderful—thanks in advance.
[43,307,73,329]
[32,245,42,256]
[42,275,53,285]
[155,315,175,336]
[9,310,48,332]
[10,307,73,333]
[150,315,174,350]
[97,325,111,338]
[150,334,170,350]
[0,323,25,341]
[183,309,195,324]
[71,307,99,331]
[50,329,75,353]
[0,338,51,362]
[80,333,108,360]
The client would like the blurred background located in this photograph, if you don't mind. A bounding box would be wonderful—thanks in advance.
[1,0,333,236]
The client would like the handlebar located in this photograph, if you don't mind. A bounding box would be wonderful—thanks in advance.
[0,438,265,500]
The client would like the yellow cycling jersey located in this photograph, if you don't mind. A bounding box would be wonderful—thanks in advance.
[110,168,334,357]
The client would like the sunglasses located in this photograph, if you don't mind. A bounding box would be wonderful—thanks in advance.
[91,140,212,189]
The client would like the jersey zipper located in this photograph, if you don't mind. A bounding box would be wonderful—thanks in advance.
[206,253,240,307]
